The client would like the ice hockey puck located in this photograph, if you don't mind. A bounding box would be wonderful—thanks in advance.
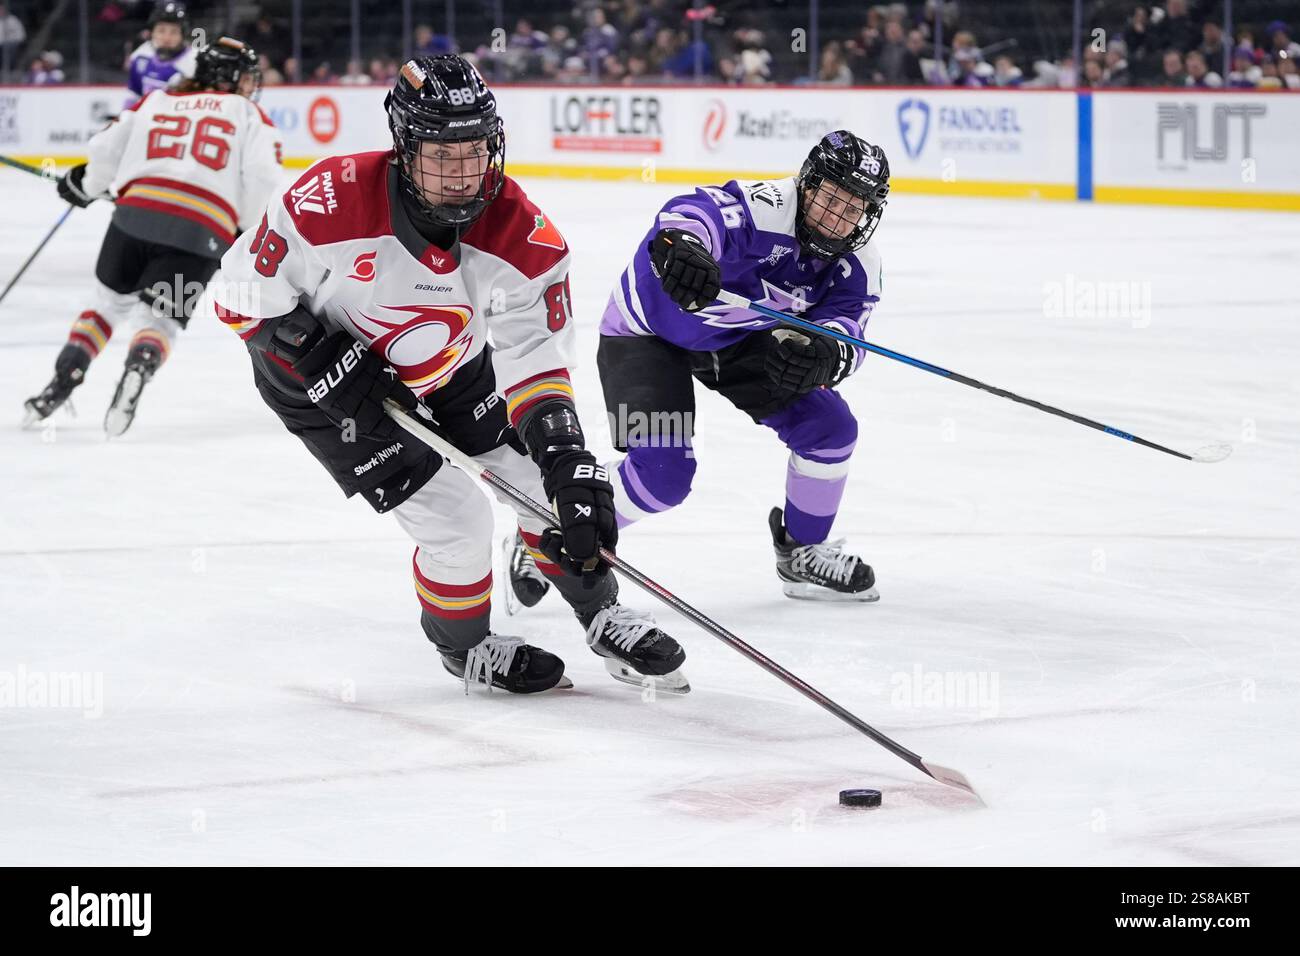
[839,788,882,808]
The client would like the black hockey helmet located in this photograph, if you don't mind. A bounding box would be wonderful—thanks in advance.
[194,37,261,99]
[148,1,188,56]
[795,130,890,261]
[385,54,506,230]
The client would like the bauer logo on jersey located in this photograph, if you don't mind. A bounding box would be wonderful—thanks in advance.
[348,251,377,282]
[527,214,565,251]
[290,171,338,216]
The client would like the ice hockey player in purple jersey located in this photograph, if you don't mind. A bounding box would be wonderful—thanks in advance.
[125,2,196,107]
[558,131,887,602]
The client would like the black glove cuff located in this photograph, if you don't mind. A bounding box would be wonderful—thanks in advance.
[522,399,585,469]
[253,305,328,368]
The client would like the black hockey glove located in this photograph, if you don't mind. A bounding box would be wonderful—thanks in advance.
[56,164,96,209]
[292,329,417,442]
[648,228,721,312]
[764,328,855,395]
[524,403,617,585]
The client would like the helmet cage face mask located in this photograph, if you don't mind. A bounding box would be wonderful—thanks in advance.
[386,57,506,230]
[795,132,890,261]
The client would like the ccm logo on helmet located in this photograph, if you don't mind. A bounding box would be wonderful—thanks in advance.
[307,341,367,403]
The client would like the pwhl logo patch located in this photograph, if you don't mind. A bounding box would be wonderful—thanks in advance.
[897,98,931,160]
[349,304,474,393]
[291,170,338,215]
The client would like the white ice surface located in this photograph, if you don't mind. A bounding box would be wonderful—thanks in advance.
[1,169,1297,865]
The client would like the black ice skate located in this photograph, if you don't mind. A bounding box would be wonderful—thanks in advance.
[440,633,571,694]
[502,531,550,615]
[22,346,89,427]
[769,506,879,603]
[103,344,162,438]
[583,603,690,694]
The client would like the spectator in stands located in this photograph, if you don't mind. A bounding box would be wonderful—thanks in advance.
[817,41,853,86]
[1102,40,1131,86]
[845,14,883,82]
[1124,6,1158,82]
[1279,55,1300,90]
[414,24,454,57]
[1081,56,1106,88]
[624,52,651,84]
[1153,0,1199,53]
[731,29,772,85]
[541,24,579,79]
[1154,48,1186,85]
[310,61,335,84]
[991,54,1023,87]
[1266,20,1300,59]
[869,20,908,84]
[647,26,680,74]
[338,59,371,86]
[368,58,397,85]
[1198,20,1229,74]
[25,51,66,86]
[242,15,288,69]
[947,31,982,86]
[511,18,548,54]
[1183,49,1222,87]
[662,30,712,79]
[582,7,621,69]
[902,29,928,83]
[259,54,284,87]
[0,2,25,78]
[282,57,302,84]
[1226,47,1261,88]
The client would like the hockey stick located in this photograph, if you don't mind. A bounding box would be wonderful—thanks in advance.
[0,207,74,308]
[0,154,57,179]
[384,399,981,801]
[716,289,1231,464]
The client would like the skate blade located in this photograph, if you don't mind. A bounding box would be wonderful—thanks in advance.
[104,371,144,438]
[501,535,522,617]
[781,581,880,603]
[603,657,691,695]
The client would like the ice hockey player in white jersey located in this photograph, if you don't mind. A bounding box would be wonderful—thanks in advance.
[207,55,687,694]
[24,37,282,436]
[125,1,197,108]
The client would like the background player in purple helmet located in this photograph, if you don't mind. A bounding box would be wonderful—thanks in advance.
[511,131,888,605]
[125,1,196,107]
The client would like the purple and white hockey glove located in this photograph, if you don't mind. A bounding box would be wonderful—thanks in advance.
[648,228,721,313]
[764,328,854,395]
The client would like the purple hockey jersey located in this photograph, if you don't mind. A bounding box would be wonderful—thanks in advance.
[601,177,882,365]
[125,40,197,106]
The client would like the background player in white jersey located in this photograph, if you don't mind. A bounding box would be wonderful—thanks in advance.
[23,37,281,436]
[207,55,686,694]
[575,132,889,603]
[125,2,197,108]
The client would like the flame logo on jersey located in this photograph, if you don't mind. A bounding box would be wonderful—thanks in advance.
[347,304,474,394]
[348,251,376,282]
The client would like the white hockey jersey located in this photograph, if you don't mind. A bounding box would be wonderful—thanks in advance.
[210,151,577,425]
[83,88,283,258]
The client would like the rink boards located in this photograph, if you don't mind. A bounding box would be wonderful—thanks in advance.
[1,84,1297,211]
